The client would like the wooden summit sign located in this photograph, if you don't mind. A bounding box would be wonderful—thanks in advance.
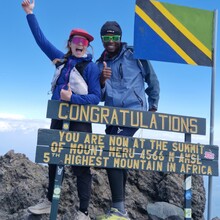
[35,100,219,176]
[36,100,219,220]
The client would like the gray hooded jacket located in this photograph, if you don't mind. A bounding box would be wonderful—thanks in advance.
[97,43,160,111]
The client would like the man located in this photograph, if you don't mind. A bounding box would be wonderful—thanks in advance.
[96,21,160,219]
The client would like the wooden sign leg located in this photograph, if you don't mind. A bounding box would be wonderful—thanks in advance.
[184,133,192,220]
[184,174,192,220]
[49,120,69,220]
[49,164,64,220]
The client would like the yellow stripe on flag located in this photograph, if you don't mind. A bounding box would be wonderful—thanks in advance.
[135,5,197,65]
[151,0,212,59]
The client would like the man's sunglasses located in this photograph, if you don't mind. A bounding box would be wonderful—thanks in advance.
[102,35,121,42]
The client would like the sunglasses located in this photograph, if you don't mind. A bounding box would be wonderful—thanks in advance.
[102,35,121,42]
[71,37,89,46]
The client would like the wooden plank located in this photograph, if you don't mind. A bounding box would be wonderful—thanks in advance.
[37,129,218,158]
[35,129,219,176]
[46,100,206,135]
[35,145,218,176]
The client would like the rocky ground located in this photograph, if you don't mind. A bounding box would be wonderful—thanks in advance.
[0,150,219,220]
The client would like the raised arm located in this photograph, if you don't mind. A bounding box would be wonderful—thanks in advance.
[21,0,34,14]
[21,0,64,61]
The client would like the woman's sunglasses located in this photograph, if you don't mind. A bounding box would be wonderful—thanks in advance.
[71,37,89,47]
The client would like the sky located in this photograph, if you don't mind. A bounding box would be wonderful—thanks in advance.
[0,0,219,218]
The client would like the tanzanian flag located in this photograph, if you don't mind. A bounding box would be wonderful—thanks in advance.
[134,0,214,66]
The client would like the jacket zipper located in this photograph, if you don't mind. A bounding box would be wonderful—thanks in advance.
[119,63,123,79]
[134,91,143,107]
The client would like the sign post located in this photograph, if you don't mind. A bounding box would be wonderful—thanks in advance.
[184,133,192,220]
[49,121,69,220]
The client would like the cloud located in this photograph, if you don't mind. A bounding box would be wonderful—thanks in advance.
[0,113,26,120]
[0,114,50,160]
[0,113,50,133]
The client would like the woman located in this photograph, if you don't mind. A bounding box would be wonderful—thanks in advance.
[21,1,101,219]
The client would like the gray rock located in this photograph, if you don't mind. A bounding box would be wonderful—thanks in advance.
[147,202,184,220]
[0,150,217,220]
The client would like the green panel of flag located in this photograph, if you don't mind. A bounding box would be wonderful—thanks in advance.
[134,0,214,66]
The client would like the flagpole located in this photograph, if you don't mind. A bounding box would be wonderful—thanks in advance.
[207,9,218,220]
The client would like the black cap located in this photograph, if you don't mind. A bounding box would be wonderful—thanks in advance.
[100,21,122,36]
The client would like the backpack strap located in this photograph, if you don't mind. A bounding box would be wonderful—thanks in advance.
[55,59,90,76]
[75,61,91,76]
[54,59,67,68]
[126,46,147,79]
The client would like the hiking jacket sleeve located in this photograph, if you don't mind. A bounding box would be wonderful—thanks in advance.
[140,59,160,110]
[26,14,64,61]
